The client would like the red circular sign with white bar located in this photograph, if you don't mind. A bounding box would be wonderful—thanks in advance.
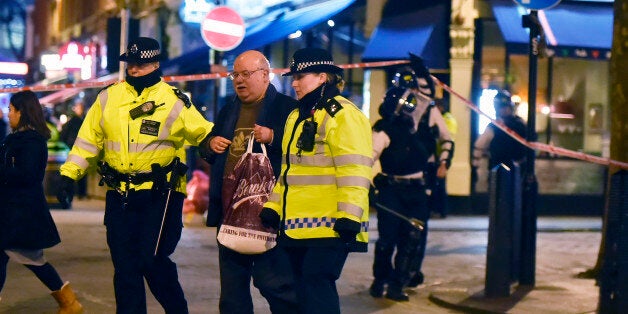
[200,6,245,51]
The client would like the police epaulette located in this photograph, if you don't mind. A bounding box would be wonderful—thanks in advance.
[173,88,192,108]
[324,98,343,117]
[97,82,116,95]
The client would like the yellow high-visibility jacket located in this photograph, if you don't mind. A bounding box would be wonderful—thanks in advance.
[60,80,214,193]
[264,95,373,252]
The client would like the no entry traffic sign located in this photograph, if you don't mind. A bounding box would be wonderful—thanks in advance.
[200,6,245,51]
[512,0,562,10]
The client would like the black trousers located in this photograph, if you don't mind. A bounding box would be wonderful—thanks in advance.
[372,181,429,288]
[285,244,349,314]
[218,243,298,314]
[104,190,188,314]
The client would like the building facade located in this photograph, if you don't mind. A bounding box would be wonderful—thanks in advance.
[4,0,612,213]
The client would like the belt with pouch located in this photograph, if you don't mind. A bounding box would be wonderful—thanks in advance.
[98,160,178,193]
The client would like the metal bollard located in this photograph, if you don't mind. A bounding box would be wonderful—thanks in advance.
[485,163,522,298]
[598,170,628,313]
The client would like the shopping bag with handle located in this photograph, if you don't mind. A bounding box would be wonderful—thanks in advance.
[217,133,277,254]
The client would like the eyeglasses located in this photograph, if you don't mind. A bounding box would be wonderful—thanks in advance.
[227,68,265,80]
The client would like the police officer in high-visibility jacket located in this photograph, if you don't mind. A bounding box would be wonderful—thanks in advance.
[259,48,373,314]
[56,37,214,314]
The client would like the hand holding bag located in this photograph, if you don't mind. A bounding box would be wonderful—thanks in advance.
[217,133,277,254]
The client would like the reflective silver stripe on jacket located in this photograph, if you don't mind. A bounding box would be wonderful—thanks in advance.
[66,154,89,170]
[105,140,121,152]
[282,174,370,189]
[74,138,99,155]
[284,174,336,186]
[288,154,372,167]
[288,154,334,167]
[268,191,281,203]
[159,100,183,140]
[338,202,364,218]
[334,154,373,167]
[129,141,176,153]
[99,89,108,129]
[337,176,371,189]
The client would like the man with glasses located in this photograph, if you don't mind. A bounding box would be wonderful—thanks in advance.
[201,50,298,313]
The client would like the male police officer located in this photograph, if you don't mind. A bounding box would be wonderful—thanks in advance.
[472,90,527,171]
[370,55,454,301]
[57,37,213,314]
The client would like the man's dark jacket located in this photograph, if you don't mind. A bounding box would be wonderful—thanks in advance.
[203,84,297,227]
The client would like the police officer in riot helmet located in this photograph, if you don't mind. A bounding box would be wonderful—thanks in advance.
[472,89,527,173]
[370,54,454,301]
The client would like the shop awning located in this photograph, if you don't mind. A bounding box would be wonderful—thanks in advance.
[163,0,356,75]
[491,0,612,60]
[361,4,449,70]
[229,0,356,56]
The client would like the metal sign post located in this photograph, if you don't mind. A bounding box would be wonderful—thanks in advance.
[118,1,130,82]
[516,0,562,288]
[520,9,540,287]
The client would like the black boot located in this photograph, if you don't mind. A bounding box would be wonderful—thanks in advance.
[385,284,409,302]
[407,271,424,288]
[369,279,386,298]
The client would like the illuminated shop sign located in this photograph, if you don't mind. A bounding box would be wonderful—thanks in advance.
[40,40,96,80]
[59,41,90,70]
[0,62,28,75]
[0,78,25,88]
[179,0,299,24]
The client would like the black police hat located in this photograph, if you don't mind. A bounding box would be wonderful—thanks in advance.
[119,37,162,64]
[282,48,343,76]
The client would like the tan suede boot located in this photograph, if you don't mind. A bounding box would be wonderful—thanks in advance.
[51,282,83,314]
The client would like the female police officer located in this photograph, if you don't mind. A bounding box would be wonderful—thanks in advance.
[259,48,372,314]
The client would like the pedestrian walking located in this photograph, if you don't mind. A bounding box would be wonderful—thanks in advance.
[56,37,214,314]
[0,90,83,313]
[369,55,454,301]
[260,47,373,314]
[201,50,298,314]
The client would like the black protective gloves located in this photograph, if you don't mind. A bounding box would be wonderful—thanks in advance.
[333,217,361,244]
[259,207,280,230]
[56,175,75,209]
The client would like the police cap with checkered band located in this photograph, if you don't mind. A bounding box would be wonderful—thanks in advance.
[119,37,162,64]
[282,48,343,76]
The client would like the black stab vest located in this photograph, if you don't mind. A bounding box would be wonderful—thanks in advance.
[374,106,437,175]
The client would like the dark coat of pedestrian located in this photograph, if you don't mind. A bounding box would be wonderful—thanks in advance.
[0,90,83,313]
[204,62,296,227]
[0,129,59,249]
